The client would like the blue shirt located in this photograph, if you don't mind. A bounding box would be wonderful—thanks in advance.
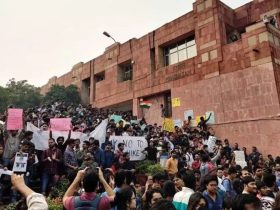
[92,148,104,166]
[203,190,224,210]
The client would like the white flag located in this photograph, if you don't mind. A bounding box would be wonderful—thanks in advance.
[89,119,108,145]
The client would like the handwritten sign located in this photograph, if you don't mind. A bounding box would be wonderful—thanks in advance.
[184,110,194,120]
[7,109,23,130]
[205,111,215,124]
[163,118,175,132]
[110,136,148,161]
[13,152,28,172]
[207,136,216,153]
[234,151,247,168]
[50,118,72,131]
[171,98,181,107]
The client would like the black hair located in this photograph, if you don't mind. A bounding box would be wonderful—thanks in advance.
[188,192,208,210]
[115,169,126,188]
[150,199,176,210]
[263,173,276,188]
[67,139,75,145]
[162,180,176,198]
[82,169,99,192]
[115,186,135,210]
[93,140,99,146]
[228,166,237,175]
[181,170,196,190]
[232,194,261,210]
[203,175,218,186]
[144,188,163,209]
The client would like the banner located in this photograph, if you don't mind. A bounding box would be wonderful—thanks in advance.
[50,118,72,131]
[234,151,247,168]
[110,115,122,123]
[7,109,23,130]
[205,111,215,124]
[89,119,108,145]
[171,98,181,107]
[173,119,182,128]
[12,152,28,172]
[110,136,148,161]
[163,118,175,132]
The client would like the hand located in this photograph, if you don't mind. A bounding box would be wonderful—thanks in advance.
[98,167,104,180]
[75,167,87,181]
[11,173,26,191]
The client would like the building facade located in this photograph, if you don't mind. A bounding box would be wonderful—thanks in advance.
[41,0,280,155]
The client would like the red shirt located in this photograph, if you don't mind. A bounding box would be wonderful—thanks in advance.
[63,192,110,210]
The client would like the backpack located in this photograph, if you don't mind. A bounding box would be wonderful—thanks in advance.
[74,195,101,210]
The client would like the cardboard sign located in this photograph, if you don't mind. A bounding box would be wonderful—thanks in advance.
[110,136,148,161]
[205,111,215,124]
[13,152,28,172]
[163,118,175,132]
[207,136,216,153]
[234,151,247,168]
[171,98,181,107]
[184,110,194,120]
[7,109,23,130]
[50,118,72,131]
[173,119,182,128]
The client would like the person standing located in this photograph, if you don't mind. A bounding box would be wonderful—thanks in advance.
[41,138,62,195]
[64,139,78,177]
[165,151,178,179]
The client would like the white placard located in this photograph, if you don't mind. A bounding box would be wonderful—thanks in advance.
[184,110,194,120]
[205,111,215,124]
[207,136,216,153]
[234,151,247,168]
[13,152,28,172]
[110,136,148,161]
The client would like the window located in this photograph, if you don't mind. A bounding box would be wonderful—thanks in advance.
[118,61,133,82]
[95,71,105,82]
[164,36,197,66]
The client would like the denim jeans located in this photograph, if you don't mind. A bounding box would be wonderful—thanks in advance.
[41,173,59,194]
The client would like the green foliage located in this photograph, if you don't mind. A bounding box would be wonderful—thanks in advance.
[146,164,165,176]
[49,178,69,199]
[47,198,64,210]
[135,160,154,174]
[0,78,42,113]
[44,84,81,105]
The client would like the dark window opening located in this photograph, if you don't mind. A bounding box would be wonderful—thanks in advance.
[118,61,133,82]
[95,71,105,82]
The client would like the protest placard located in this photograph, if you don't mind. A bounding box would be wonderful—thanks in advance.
[173,119,182,128]
[207,136,216,153]
[171,98,181,107]
[184,110,194,120]
[110,136,148,161]
[205,111,215,124]
[234,151,247,168]
[163,118,175,132]
[7,109,23,130]
[50,118,72,131]
[12,152,28,172]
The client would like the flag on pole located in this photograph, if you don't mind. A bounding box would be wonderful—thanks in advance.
[140,101,152,109]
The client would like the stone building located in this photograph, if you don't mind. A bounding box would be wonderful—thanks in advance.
[41,0,280,155]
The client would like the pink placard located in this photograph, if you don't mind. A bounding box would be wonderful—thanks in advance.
[7,109,23,130]
[50,118,72,131]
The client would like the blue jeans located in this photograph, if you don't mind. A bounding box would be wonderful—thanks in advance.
[41,172,51,194]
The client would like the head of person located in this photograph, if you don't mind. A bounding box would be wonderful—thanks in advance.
[201,153,210,163]
[162,180,176,199]
[262,173,276,189]
[75,139,80,147]
[256,181,270,197]
[24,131,33,141]
[115,169,126,188]
[40,123,48,131]
[194,154,200,161]
[243,176,257,194]
[153,173,167,188]
[146,188,163,206]
[11,130,18,137]
[228,166,238,180]
[254,166,263,178]
[181,170,196,190]
[123,152,130,161]
[241,169,251,180]
[48,138,56,149]
[82,141,90,150]
[204,175,218,195]
[116,186,136,210]
[118,143,125,151]
[82,169,99,193]
[217,167,224,179]
[188,192,208,210]
[89,137,95,145]
[20,141,30,153]
[92,140,99,150]
[150,199,176,210]
[252,146,257,153]
[57,136,64,145]
[67,139,76,149]
[232,194,262,210]
[105,143,112,151]
[200,116,205,121]
[171,150,177,159]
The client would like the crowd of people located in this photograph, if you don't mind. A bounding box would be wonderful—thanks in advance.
[0,102,280,210]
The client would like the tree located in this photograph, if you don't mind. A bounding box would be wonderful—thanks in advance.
[0,78,42,113]
[43,84,81,105]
